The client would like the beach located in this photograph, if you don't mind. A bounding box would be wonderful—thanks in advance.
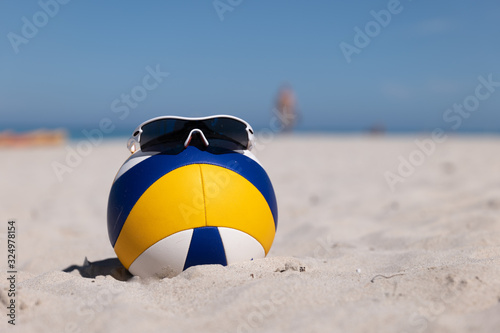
[1,134,500,333]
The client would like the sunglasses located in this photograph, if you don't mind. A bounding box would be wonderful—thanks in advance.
[127,115,255,154]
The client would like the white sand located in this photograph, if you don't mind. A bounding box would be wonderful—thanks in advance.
[1,135,500,333]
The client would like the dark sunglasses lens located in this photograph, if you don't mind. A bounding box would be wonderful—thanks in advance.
[140,119,187,152]
[202,118,249,149]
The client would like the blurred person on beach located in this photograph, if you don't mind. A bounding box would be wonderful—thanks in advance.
[275,84,298,132]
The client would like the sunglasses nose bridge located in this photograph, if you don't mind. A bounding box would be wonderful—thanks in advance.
[184,128,210,148]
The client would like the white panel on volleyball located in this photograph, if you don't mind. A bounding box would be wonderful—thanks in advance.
[114,151,157,182]
[218,227,265,264]
[243,150,262,166]
[128,229,193,278]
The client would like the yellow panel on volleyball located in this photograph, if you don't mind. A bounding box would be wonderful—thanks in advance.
[200,164,275,254]
[114,164,206,268]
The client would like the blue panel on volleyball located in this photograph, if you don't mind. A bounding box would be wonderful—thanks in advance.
[183,227,227,270]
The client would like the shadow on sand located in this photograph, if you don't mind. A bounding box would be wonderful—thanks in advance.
[63,257,133,281]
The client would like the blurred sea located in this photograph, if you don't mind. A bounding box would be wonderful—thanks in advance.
[2,122,499,141]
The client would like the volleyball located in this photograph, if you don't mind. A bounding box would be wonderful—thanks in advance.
[107,145,278,278]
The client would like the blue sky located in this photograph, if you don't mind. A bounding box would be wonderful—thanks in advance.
[1,0,500,133]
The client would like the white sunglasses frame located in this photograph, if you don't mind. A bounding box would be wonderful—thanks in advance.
[127,114,255,154]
